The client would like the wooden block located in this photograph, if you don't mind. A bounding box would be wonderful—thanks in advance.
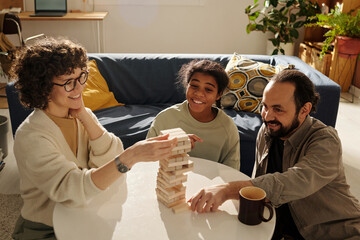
[158,168,176,180]
[156,189,186,208]
[176,154,189,162]
[161,155,189,168]
[160,128,189,142]
[156,181,185,195]
[160,128,184,135]
[161,155,190,169]
[171,160,194,176]
[163,156,177,164]
[156,187,185,200]
[157,174,185,188]
[171,141,191,155]
[157,192,186,208]
[156,184,186,199]
[172,202,190,214]
[159,162,177,172]
[158,170,187,184]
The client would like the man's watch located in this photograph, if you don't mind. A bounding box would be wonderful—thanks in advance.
[114,156,130,173]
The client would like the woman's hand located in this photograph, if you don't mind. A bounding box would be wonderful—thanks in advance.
[69,98,104,140]
[119,134,177,168]
[188,134,203,149]
[68,97,87,121]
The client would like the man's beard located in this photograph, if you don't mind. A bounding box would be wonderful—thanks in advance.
[264,114,300,138]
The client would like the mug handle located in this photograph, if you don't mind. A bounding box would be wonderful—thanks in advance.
[261,202,274,222]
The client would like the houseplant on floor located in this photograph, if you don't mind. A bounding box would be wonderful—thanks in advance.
[245,0,319,55]
[307,6,360,59]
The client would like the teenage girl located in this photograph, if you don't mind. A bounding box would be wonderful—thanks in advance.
[147,60,240,170]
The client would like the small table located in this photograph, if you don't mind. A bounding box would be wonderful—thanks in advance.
[18,12,108,52]
[53,157,275,240]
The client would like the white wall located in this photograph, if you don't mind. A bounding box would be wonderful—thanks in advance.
[21,0,271,54]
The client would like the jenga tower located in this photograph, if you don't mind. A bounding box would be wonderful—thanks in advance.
[156,128,194,213]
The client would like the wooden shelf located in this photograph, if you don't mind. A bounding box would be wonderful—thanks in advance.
[299,42,332,77]
[18,12,108,21]
[302,0,359,92]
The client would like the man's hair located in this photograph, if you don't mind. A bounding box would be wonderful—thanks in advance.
[10,37,88,109]
[271,70,320,113]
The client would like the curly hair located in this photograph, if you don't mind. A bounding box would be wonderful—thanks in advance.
[9,37,88,109]
[178,59,229,107]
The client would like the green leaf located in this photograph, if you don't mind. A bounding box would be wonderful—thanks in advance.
[246,24,257,33]
[264,0,270,8]
[272,49,279,55]
[270,0,278,7]
[293,21,305,28]
[290,14,296,23]
[290,29,299,38]
[256,24,265,31]
[280,48,285,55]
[249,12,260,21]
[268,26,276,33]
[270,38,279,46]
[286,0,294,7]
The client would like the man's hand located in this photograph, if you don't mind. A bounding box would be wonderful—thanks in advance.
[188,181,254,213]
[188,184,229,213]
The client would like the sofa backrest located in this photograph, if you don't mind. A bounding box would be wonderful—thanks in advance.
[87,54,279,105]
[88,53,341,126]
[6,53,340,136]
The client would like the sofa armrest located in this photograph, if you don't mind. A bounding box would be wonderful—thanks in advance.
[6,81,33,136]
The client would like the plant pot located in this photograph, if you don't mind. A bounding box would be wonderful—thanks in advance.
[337,36,360,59]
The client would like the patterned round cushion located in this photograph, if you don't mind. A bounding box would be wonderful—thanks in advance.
[221,53,292,113]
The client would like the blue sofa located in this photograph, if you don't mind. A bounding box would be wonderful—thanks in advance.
[6,53,341,176]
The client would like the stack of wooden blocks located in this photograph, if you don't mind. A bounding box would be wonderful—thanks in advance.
[156,128,194,213]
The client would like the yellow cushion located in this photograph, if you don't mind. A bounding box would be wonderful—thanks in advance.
[221,53,292,113]
[82,60,124,111]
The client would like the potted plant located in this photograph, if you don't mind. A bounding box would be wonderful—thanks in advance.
[307,6,360,59]
[245,0,319,55]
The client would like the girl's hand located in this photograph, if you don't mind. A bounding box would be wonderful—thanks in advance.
[188,134,203,149]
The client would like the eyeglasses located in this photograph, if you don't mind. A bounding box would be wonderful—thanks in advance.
[53,70,89,92]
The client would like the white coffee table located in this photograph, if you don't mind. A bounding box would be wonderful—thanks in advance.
[53,157,275,240]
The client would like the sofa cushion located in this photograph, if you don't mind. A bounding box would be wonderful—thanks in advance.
[221,53,290,113]
[82,60,123,111]
[94,104,173,149]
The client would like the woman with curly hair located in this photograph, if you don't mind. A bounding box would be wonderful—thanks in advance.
[10,37,177,239]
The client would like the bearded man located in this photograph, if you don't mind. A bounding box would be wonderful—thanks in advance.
[189,70,360,240]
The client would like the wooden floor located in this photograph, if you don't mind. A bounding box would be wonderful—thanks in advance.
[0,83,8,109]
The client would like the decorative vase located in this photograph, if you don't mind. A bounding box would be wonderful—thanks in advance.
[337,36,360,59]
